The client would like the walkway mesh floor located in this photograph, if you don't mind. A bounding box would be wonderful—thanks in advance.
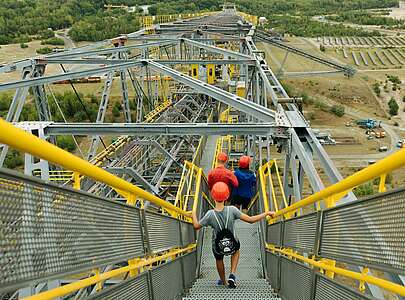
[183,221,281,299]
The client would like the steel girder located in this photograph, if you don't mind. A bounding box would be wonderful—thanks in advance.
[41,122,279,136]
[105,167,159,194]
[181,38,252,60]
[146,60,276,122]
[42,58,256,66]
[0,37,157,74]
[0,61,145,91]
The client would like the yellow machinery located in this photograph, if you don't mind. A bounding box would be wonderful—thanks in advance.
[207,64,216,84]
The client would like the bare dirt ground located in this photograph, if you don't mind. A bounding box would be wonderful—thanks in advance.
[258,37,405,191]
[389,2,405,20]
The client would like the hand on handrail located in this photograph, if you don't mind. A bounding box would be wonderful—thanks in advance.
[265,211,276,218]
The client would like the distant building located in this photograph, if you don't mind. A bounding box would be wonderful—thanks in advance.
[259,17,267,25]
[139,5,150,15]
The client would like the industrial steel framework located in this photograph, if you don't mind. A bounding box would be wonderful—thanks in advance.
[0,5,404,300]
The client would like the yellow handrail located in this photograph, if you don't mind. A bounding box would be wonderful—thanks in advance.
[0,118,188,217]
[267,244,405,297]
[260,148,405,219]
[24,244,196,300]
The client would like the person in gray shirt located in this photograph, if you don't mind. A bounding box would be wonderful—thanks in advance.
[192,181,275,288]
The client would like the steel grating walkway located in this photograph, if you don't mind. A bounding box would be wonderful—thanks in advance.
[183,221,281,299]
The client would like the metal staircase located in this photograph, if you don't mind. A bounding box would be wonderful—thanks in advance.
[184,222,280,300]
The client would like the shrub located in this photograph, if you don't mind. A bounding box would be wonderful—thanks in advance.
[372,82,381,96]
[320,44,326,52]
[4,150,24,169]
[330,105,345,117]
[36,47,53,54]
[0,94,11,111]
[113,105,120,117]
[56,136,76,152]
[354,182,374,197]
[41,37,65,46]
[388,97,399,115]
[20,43,28,49]
[387,75,401,85]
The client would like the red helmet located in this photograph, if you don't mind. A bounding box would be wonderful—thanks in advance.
[217,152,228,163]
[239,155,251,169]
[211,182,230,202]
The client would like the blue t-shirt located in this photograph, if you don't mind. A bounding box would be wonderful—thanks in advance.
[232,168,256,199]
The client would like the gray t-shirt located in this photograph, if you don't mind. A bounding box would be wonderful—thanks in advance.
[199,206,242,252]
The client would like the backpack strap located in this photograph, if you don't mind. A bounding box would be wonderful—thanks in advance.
[212,210,223,231]
[225,206,229,229]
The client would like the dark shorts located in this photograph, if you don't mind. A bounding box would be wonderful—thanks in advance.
[212,240,240,260]
[231,195,251,209]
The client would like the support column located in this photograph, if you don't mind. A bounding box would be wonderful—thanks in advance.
[87,72,114,161]
[0,67,33,166]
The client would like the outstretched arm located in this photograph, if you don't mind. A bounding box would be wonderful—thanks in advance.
[240,211,275,224]
[192,210,202,230]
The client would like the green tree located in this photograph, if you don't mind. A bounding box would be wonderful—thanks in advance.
[372,82,381,96]
[388,97,399,115]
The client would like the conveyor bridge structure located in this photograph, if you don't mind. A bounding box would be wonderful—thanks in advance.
[0,7,404,300]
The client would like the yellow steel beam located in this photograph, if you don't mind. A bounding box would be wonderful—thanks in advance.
[192,168,203,214]
[0,118,188,217]
[23,244,196,300]
[267,244,405,297]
[258,165,270,213]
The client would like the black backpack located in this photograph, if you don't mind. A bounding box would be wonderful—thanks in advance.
[213,207,238,256]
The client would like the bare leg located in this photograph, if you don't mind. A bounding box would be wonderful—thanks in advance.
[216,259,226,284]
[230,250,240,274]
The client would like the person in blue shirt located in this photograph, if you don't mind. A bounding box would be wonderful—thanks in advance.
[231,156,256,210]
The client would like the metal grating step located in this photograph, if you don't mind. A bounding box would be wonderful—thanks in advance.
[183,216,281,299]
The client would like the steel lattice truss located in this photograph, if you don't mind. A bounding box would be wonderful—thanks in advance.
[0,8,396,298]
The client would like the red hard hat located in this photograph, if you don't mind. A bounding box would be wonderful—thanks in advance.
[211,182,230,202]
[239,155,251,169]
[217,152,228,162]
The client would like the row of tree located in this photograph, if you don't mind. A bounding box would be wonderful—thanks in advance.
[69,12,140,42]
[0,0,141,44]
[0,0,399,44]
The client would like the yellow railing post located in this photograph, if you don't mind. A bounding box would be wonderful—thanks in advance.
[73,171,81,190]
[378,173,387,193]
[266,244,405,297]
[319,258,336,279]
[359,267,370,293]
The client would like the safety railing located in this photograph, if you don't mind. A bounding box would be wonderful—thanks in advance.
[258,159,288,214]
[141,12,218,34]
[0,118,201,299]
[35,98,172,186]
[237,11,258,26]
[175,109,212,214]
[257,148,405,298]
[34,135,131,182]
[144,98,172,123]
